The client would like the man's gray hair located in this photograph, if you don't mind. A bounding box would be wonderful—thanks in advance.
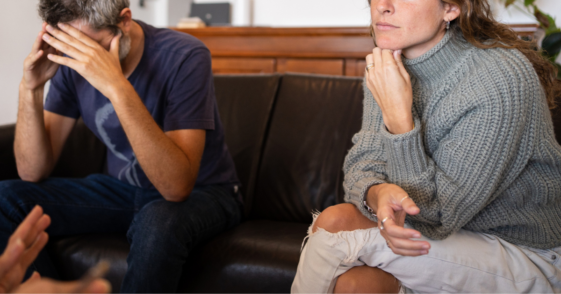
[38,0,130,33]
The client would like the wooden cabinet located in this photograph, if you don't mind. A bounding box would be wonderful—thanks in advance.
[173,25,539,77]
[277,59,344,76]
[212,58,275,74]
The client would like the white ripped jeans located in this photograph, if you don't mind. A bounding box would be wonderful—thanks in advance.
[291,214,561,293]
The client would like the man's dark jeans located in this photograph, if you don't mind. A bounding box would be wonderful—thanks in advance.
[0,174,242,292]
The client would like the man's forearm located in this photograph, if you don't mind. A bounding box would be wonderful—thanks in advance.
[14,82,54,182]
[109,82,198,202]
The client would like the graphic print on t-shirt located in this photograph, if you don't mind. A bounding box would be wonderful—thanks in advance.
[95,102,141,187]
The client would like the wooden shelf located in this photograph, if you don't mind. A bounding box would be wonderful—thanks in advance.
[172,24,541,77]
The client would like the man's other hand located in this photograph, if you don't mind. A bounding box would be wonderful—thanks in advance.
[22,23,62,91]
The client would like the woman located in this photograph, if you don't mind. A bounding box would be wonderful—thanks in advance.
[291,0,561,292]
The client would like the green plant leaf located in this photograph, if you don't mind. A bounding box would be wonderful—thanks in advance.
[544,14,560,34]
[543,32,561,58]
[534,9,551,29]
[524,0,535,6]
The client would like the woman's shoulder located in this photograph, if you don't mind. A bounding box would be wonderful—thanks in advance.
[464,43,540,86]
[453,41,543,102]
[441,43,546,121]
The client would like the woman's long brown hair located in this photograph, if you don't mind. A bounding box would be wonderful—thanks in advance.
[369,0,561,109]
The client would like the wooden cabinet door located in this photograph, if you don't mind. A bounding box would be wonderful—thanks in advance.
[277,59,344,76]
[212,58,276,74]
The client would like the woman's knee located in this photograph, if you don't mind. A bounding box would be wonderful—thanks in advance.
[313,203,376,234]
[334,266,400,294]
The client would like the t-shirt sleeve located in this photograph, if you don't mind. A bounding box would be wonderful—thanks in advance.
[163,47,215,132]
[44,66,81,119]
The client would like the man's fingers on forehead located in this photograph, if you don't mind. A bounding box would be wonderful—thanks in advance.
[46,24,95,54]
[57,22,99,47]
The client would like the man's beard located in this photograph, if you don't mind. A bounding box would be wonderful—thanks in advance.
[119,33,132,61]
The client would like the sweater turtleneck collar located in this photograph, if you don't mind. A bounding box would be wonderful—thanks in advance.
[403,30,473,85]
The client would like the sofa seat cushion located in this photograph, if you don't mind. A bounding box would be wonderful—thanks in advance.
[181,219,308,293]
[48,220,308,293]
[48,233,129,291]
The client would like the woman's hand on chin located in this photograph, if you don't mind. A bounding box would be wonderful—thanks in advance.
[367,183,431,256]
[365,48,414,134]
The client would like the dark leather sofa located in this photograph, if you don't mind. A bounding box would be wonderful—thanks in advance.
[0,74,560,293]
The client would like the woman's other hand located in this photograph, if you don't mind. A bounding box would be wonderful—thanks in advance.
[367,184,431,256]
[365,49,414,134]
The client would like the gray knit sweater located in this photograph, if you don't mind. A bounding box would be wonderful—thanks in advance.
[343,30,561,249]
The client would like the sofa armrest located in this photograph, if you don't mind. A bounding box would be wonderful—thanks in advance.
[0,124,19,181]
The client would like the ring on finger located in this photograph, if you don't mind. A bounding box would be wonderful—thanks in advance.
[400,196,409,204]
[380,217,391,230]
[365,63,374,72]
[386,240,391,247]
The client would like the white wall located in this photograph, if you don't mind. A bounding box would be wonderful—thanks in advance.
[191,0,372,27]
[193,0,253,26]
[492,0,561,24]
[252,0,371,27]
[0,1,44,126]
[1,0,560,126]
[196,0,561,28]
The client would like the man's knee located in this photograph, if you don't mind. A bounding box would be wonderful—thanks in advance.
[313,203,376,234]
[0,180,27,193]
[133,200,180,228]
[0,180,34,204]
[128,200,186,241]
[0,180,38,224]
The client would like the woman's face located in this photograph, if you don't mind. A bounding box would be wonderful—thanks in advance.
[371,0,458,58]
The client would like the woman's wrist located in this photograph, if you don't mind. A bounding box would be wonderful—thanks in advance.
[383,115,415,134]
[366,183,390,214]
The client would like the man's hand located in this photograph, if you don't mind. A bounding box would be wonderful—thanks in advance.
[22,23,62,91]
[0,206,50,293]
[365,48,414,134]
[42,23,127,99]
[367,184,431,256]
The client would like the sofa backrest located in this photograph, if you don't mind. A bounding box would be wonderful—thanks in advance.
[213,75,280,215]
[51,119,107,178]
[0,119,105,181]
[1,75,559,225]
[0,125,17,181]
[249,74,364,223]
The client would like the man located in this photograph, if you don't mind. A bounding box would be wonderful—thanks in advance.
[1,0,241,292]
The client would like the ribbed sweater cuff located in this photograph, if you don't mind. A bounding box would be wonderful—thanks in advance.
[381,118,429,179]
[345,177,385,222]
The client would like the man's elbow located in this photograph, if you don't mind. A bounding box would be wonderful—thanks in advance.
[160,184,193,203]
[17,168,46,183]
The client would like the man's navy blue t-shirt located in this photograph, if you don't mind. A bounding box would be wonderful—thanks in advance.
[45,20,239,190]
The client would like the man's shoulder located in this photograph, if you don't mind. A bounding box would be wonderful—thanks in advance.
[139,20,209,59]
